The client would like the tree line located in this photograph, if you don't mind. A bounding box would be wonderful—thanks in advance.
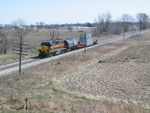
[93,12,150,36]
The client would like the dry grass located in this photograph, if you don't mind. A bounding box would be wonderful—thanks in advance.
[0,28,116,65]
[0,54,18,65]
[0,33,150,112]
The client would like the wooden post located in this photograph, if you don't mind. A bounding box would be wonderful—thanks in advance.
[13,29,28,75]
[19,29,23,74]
[25,98,28,110]
[84,31,86,53]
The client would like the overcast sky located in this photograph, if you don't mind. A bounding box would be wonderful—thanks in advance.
[0,0,150,25]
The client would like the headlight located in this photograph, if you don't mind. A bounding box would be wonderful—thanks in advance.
[40,46,48,53]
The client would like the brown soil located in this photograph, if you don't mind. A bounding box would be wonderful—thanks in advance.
[63,33,150,104]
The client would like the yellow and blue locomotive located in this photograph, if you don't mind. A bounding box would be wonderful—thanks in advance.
[39,39,78,57]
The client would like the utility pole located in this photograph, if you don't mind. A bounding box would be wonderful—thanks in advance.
[84,31,86,53]
[13,29,28,75]
[19,29,23,74]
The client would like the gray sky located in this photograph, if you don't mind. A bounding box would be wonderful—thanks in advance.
[0,0,150,24]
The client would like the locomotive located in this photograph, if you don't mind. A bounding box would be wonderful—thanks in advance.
[38,34,98,58]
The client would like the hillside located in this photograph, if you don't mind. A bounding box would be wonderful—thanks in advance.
[0,32,150,113]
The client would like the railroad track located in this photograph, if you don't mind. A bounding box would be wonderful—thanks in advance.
[0,57,39,70]
[0,30,149,76]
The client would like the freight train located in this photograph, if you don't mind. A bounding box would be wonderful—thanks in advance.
[38,34,98,58]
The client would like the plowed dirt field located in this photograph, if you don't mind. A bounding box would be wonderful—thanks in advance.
[63,33,150,105]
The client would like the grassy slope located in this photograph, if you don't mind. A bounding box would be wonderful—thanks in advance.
[0,33,150,112]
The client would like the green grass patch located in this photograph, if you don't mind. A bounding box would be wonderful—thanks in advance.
[29,95,49,101]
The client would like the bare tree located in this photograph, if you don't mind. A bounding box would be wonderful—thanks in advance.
[136,13,149,31]
[94,12,112,36]
[110,22,122,35]
[0,30,8,54]
[36,22,45,30]
[12,18,26,30]
[95,17,104,35]
[121,14,134,36]
[12,19,27,40]
[103,12,112,33]
[67,25,73,32]
[48,25,59,40]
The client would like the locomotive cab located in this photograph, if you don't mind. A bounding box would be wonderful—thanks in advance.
[39,42,51,57]
[39,39,66,58]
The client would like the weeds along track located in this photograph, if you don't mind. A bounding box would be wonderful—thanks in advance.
[0,57,41,76]
[0,57,38,70]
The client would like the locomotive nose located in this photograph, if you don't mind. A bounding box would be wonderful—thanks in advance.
[40,46,48,53]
